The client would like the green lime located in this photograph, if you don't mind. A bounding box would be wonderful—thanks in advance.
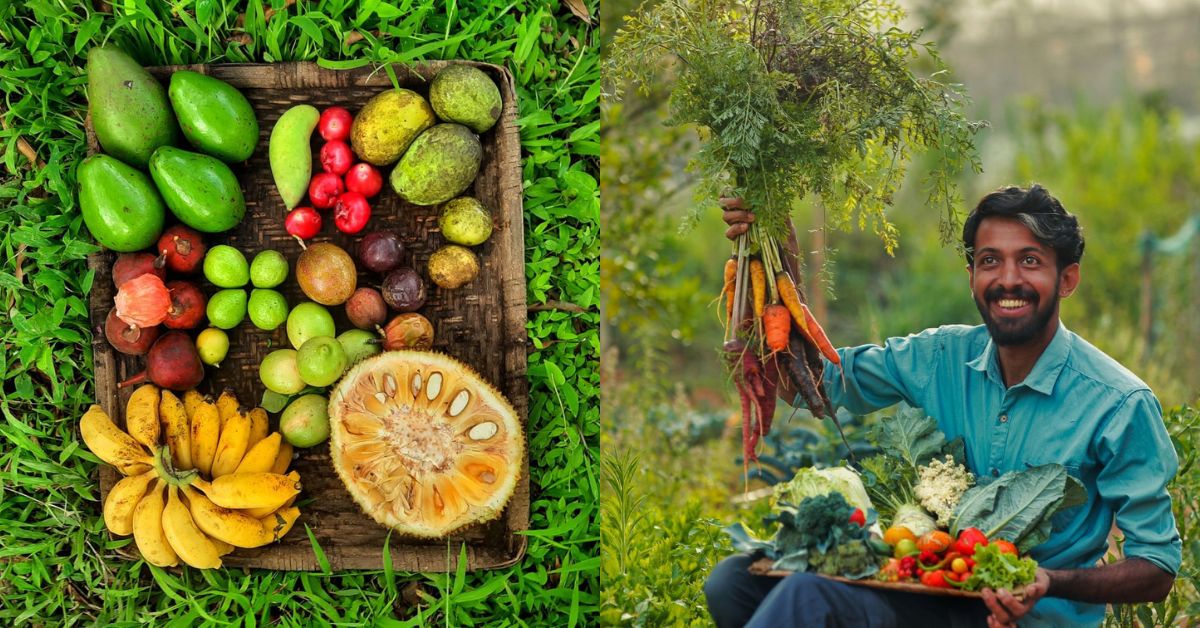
[259,348,306,395]
[207,288,248,329]
[195,327,229,366]
[250,249,289,288]
[893,538,918,559]
[296,336,348,387]
[286,302,336,349]
[203,244,250,288]
[280,394,330,448]
[248,288,289,330]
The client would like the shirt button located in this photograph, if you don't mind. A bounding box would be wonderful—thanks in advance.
[991,468,1000,477]
[1000,414,1009,423]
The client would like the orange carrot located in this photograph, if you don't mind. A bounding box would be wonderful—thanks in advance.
[801,303,841,366]
[723,258,737,321]
[775,271,811,336]
[749,259,766,318]
[763,304,791,353]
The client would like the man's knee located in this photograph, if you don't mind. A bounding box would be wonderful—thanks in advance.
[705,554,767,628]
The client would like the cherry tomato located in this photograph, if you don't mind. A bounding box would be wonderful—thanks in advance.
[285,206,322,241]
[849,508,866,527]
[992,540,1018,556]
[334,191,371,234]
[320,140,354,175]
[345,163,383,198]
[951,557,969,574]
[309,172,345,210]
[319,106,353,142]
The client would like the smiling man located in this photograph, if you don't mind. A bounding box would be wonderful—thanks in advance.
[705,185,1181,627]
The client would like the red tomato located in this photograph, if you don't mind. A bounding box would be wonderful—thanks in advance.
[993,540,1018,556]
[849,508,866,527]
[920,570,949,588]
[954,527,988,556]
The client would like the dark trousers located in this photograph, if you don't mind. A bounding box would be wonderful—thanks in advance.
[704,554,991,628]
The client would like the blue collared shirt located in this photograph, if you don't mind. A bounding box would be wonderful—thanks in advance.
[814,322,1181,627]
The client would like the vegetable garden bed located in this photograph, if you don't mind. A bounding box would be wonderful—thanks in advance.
[87,61,529,572]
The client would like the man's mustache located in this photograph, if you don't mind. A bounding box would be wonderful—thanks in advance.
[983,286,1039,303]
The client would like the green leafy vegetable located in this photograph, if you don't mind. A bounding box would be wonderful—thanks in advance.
[772,466,874,516]
[963,542,1038,592]
[870,406,951,468]
[859,407,961,530]
[950,464,1087,553]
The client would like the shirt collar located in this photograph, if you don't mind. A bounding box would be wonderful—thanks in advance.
[966,322,1072,395]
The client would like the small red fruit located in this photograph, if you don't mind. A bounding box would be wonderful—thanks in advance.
[104,308,159,355]
[285,206,322,242]
[156,225,206,274]
[308,172,344,209]
[112,253,165,288]
[319,106,353,142]
[849,508,866,527]
[114,273,172,328]
[334,191,371,234]
[344,163,383,198]
[163,280,207,330]
[320,140,354,175]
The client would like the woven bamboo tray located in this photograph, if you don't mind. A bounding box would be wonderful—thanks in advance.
[749,558,1021,600]
[87,61,529,571]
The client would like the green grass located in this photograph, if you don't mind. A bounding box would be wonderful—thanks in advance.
[0,1,598,624]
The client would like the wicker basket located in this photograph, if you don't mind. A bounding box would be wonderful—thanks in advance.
[87,61,528,571]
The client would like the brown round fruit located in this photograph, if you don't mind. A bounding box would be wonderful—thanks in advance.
[427,245,479,290]
[104,308,160,355]
[382,313,435,350]
[381,267,426,312]
[296,242,357,306]
[346,287,389,330]
[328,351,524,538]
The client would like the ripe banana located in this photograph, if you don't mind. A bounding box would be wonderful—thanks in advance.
[80,404,153,472]
[162,486,222,569]
[189,396,220,478]
[103,470,157,536]
[260,505,301,543]
[211,538,235,557]
[182,389,205,422]
[191,472,301,510]
[235,432,282,475]
[246,407,269,450]
[118,461,154,476]
[270,442,294,475]
[211,407,251,478]
[124,384,161,450]
[216,389,240,430]
[132,479,178,567]
[160,390,193,471]
[245,470,300,518]
[184,486,273,548]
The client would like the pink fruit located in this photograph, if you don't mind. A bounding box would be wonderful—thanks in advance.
[334,191,371,235]
[285,206,323,242]
[309,172,344,210]
[344,163,383,198]
[114,273,172,328]
[320,140,354,175]
[319,106,353,142]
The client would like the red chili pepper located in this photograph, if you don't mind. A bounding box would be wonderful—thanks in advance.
[849,508,866,527]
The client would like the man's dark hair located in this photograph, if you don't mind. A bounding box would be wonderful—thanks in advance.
[962,184,1085,269]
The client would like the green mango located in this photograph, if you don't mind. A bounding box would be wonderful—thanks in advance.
[169,71,259,163]
[78,154,166,252]
[429,65,502,134]
[87,46,178,169]
[149,146,246,233]
[390,124,482,206]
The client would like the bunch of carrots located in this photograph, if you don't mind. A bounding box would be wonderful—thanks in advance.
[721,223,842,475]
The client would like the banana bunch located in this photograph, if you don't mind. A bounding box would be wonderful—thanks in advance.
[80,386,303,569]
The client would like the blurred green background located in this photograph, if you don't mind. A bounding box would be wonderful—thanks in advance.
[601,0,1200,625]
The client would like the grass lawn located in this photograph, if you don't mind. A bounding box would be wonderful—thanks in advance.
[0,1,598,624]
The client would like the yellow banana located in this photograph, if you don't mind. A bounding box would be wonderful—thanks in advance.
[182,389,204,422]
[124,384,161,450]
[245,470,300,518]
[184,486,272,548]
[80,405,153,472]
[191,472,301,510]
[246,407,269,451]
[211,538,235,557]
[260,506,301,543]
[159,390,193,471]
[216,389,240,430]
[211,407,251,478]
[132,479,178,567]
[103,470,157,536]
[270,442,294,475]
[118,461,154,476]
[162,486,222,569]
[235,432,282,475]
[189,397,220,478]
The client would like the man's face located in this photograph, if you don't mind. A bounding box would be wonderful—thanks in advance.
[968,217,1079,347]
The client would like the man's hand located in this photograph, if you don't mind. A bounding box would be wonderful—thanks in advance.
[720,197,754,240]
[982,568,1050,628]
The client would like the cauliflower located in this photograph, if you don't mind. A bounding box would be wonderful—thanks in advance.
[914,455,974,527]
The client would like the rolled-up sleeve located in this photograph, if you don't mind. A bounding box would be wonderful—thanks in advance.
[1094,390,1182,575]
[815,328,942,415]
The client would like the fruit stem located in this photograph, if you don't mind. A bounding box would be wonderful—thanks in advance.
[152,445,199,488]
[117,370,149,389]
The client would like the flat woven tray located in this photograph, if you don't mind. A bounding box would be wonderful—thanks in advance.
[88,61,528,572]
[748,558,1019,600]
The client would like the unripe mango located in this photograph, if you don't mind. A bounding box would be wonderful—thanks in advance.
[150,147,246,233]
[87,46,178,169]
[169,71,259,163]
[78,154,166,252]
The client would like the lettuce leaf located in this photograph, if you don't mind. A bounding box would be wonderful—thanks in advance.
[949,464,1087,553]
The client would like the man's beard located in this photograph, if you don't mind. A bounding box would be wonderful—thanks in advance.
[974,282,1058,347]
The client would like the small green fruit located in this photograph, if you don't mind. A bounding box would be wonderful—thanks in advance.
[204,245,249,288]
[207,289,248,329]
[269,105,320,209]
[438,196,493,246]
[250,250,289,288]
[280,394,331,448]
[337,329,382,365]
[259,348,306,395]
[286,302,336,350]
[248,289,289,330]
[296,336,348,387]
[429,65,502,134]
[195,327,229,366]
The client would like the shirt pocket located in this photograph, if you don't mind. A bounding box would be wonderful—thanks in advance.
[1021,457,1087,532]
